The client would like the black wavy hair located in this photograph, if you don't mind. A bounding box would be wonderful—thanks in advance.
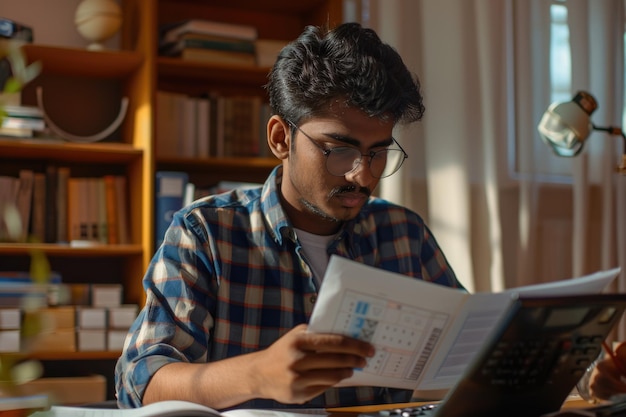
[265,22,425,126]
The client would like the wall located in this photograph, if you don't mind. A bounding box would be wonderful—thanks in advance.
[0,0,121,50]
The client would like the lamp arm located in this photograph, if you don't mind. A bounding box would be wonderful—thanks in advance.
[592,124,626,155]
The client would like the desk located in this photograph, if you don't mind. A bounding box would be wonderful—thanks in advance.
[326,396,592,414]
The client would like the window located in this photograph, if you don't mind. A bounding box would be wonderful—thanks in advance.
[549,2,571,105]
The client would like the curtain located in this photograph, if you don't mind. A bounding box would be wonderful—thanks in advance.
[363,0,626,334]
[368,0,509,293]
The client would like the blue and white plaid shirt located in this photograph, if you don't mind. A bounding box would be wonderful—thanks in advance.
[115,166,464,409]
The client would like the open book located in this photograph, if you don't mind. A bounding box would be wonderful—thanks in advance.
[308,256,621,397]
[30,401,328,417]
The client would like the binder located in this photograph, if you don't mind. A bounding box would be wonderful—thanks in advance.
[155,171,188,250]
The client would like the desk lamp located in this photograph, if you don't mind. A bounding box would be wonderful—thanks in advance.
[537,90,626,173]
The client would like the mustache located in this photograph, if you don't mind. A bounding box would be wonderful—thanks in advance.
[330,185,371,198]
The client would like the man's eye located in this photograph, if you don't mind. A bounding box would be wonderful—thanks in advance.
[330,147,356,156]
[371,151,388,160]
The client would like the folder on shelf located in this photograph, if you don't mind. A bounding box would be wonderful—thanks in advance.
[155,171,189,250]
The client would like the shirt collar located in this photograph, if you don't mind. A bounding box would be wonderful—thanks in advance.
[260,165,369,246]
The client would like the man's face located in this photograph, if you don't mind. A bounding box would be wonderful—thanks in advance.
[279,107,395,235]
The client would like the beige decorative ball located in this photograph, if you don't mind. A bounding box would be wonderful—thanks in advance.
[74,0,122,50]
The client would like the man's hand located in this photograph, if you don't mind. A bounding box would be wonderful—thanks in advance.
[249,324,375,404]
[590,342,626,400]
[143,324,375,409]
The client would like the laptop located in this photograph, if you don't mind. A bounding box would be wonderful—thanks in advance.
[361,293,626,417]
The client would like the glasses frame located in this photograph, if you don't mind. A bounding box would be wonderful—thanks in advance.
[286,120,408,179]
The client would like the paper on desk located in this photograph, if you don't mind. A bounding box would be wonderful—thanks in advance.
[31,401,329,417]
[308,256,620,395]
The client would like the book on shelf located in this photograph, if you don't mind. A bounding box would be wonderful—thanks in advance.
[155,171,189,250]
[309,256,621,397]
[159,33,256,57]
[216,96,263,157]
[155,91,181,158]
[0,125,35,138]
[66,175,129,246]
[181,96,198,157]
[31,172,46,242]
[1,115,45,131]
[255,38,288,68]
[155,91,269,159]
[114,175,130,245]
[178,47,256,66]
[159,19,258,45]
[0,104,46,138]
[196,96,211,158]
[15,169,34,239]
[45,165,58,244]
[0,175,19,220]
[55,167,70,244]
[0,270,62,284]
[103,175,120,245]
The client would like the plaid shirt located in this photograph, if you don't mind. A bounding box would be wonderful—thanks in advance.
[115,166,463,409]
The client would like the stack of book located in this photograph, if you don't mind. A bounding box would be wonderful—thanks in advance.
[0,167,130,246]
[158,19,258,66]
[0,105,46,138]
[155,91,271,160]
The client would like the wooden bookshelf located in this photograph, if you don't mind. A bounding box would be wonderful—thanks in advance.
[0,0,342,401]
[140,0,343,185]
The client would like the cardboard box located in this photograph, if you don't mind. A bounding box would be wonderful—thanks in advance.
[17,375,106,405]
[40,306,75,330]
[91,284,122,307]
[0,308,21,329]
[107,329,128,351]
[30,329,76,353]
[107,305,138,329]
[76,307,107,329]
[77,329,106,351]
[0,329,20,352]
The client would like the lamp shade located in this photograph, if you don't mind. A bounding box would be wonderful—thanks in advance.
[537,91,598,157]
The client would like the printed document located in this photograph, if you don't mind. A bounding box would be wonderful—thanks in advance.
[308,256,621,394]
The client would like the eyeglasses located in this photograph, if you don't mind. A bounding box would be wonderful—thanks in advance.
[287,121,408,179]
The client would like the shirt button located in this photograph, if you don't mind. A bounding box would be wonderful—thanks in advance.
[310,295,317,304]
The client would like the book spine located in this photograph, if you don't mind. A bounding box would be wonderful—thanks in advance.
[67,178,81,242]
[15,169,34,239]
[95,177,108,244]
[155,91,180,158]
[103,175,119,245]
[31,173,46,243]
[161,38,256,56]
[45,165,58,243]
[114,176,130,244]
[196,96,211,158]
[155,171,188,250]
[161,19,258,44]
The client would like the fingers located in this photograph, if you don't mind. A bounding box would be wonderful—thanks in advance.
[590,358,626,400]
[252,324,375,404]
[297,328,375,358]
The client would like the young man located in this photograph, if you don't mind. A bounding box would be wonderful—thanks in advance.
[115,22,464,410]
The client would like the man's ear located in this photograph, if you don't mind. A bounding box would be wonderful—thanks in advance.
[266,115,291,160]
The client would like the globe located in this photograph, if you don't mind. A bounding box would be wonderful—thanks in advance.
[74,0,122,51]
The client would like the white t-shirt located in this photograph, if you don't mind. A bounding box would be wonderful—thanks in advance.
[294,228,337,286]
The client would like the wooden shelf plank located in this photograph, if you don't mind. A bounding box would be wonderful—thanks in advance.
[156,156,279,170]
[157,57,270,86]
[0,243,143,257]
[21,44,143,79]
[32,351,122,360]
[0,138,142,164]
